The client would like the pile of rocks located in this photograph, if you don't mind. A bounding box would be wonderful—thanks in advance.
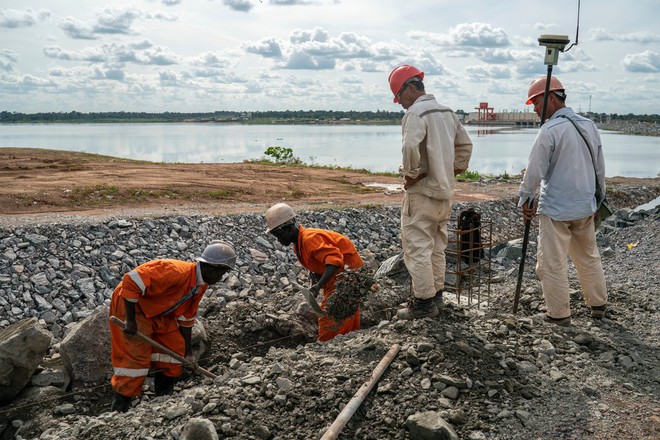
[0,186,658,439]
[597,120,660,137]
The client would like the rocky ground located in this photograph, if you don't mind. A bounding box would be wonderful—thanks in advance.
[597,121,660,138]
[0,178,658,440]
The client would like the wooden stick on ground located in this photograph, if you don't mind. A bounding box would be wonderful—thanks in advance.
[320,343,401,440]
[109,315,217,379]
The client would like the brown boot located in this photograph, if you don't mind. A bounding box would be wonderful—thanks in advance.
[591,305,607,320]
[543,314,572,327]
[396,297,439,320]
[154,372,176,396]
[111,392,132,412]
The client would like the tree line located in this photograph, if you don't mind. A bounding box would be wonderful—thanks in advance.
[0,110,405,124]
[1,110,657,124]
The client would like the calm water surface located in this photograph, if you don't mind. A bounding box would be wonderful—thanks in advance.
[0,123,658,177]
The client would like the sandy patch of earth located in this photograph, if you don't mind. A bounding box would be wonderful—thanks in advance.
[0,148,509,217]
[1,147,656,224]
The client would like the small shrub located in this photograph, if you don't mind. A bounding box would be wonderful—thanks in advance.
[456,169,481,181]
[264,146,301,164]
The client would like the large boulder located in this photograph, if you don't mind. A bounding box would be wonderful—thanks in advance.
[191,319,209,360]
[406,411,459,440]
[59,305,112,384]
[0,317,52,403]
[375,252,407,279]
[180,418,219,440]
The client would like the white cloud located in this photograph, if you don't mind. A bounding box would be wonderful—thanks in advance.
[1,1,658,114]
[561,48,592,62]
[0,8,50,28]
[244,38,284,58]
[465,64,513,81]
[410,23,510,48]
[90,66,125,81]
[189,52,233,67]
[43,45,107,62]
[58,6,177,40]
[622,50,660,73]
[246,27,387,71]
[407,55,448,76]
[190,67,225,78]
[284,50,335,69]
[59,17,96,40]
[590,28,660,44]
[223,0,255,12]
[94,6,142,34]
[43,41,180,66]
[270,0,315,5]
[159,68,178,85]
[290,27,329,44]
[533,22,556,31]
[556,61,599,74]
[479,49,514,64]
[0,50,19,72]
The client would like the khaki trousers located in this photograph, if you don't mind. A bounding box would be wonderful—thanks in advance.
[536,215,608,319]
[401,193,451,299]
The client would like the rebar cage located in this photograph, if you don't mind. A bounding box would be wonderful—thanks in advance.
[444,218,493,309]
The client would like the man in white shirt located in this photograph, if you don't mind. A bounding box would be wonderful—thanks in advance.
[518,76,608,325]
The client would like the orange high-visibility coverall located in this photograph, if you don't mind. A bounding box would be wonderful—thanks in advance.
[109,259,207,397]
[294,226,363,342]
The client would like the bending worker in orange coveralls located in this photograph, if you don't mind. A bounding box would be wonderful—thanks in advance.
[109,240,236,412]
[265,203,363,342]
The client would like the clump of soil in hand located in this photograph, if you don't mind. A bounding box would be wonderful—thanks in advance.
[326,267,378,322]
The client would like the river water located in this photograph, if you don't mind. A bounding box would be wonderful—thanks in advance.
[0,123,658,178]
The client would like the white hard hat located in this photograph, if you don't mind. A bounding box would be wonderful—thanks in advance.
[265,203,296,233]
[197,240,236,268]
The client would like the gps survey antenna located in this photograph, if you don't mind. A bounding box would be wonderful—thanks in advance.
[538,34,571,66]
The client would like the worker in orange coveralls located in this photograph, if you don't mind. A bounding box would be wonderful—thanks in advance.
[109,240,236,412]
[265,203,363,342]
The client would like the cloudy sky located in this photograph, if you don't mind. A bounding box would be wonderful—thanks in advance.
[1,0,659,114]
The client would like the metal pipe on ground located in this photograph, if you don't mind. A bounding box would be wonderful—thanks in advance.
[109,315,218,379]
[320,343,401,440]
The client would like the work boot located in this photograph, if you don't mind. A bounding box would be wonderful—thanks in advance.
[396,297,439,320]
[591,305,607,320]
[433,291,444,309]
[111,392,132,412]
[154,372,176,396]
[543,314,572,327]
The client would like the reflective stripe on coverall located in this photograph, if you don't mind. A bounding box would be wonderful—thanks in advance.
[294,226,363,342]
[109,259,206,397]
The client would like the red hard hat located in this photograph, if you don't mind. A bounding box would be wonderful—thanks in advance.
[526,76,565,104]
[388,65,424,103]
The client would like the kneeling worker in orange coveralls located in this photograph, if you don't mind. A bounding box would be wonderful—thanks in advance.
[109,240,236,412]
[265,203,363,342]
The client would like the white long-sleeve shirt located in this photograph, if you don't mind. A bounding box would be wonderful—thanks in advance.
[518,107,605,221]
[400,94,473,200]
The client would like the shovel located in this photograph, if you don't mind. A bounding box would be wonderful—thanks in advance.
[109,316,217,379]
[292,282,326,318]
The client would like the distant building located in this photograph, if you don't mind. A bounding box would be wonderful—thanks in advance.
[465,103,539,126]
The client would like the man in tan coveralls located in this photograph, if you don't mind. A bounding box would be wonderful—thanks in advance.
[388,64,473,319]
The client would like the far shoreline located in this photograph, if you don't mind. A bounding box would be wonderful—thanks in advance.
[1,118,659,137]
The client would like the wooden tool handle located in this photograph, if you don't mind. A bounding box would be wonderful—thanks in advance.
[110,315,217,379]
